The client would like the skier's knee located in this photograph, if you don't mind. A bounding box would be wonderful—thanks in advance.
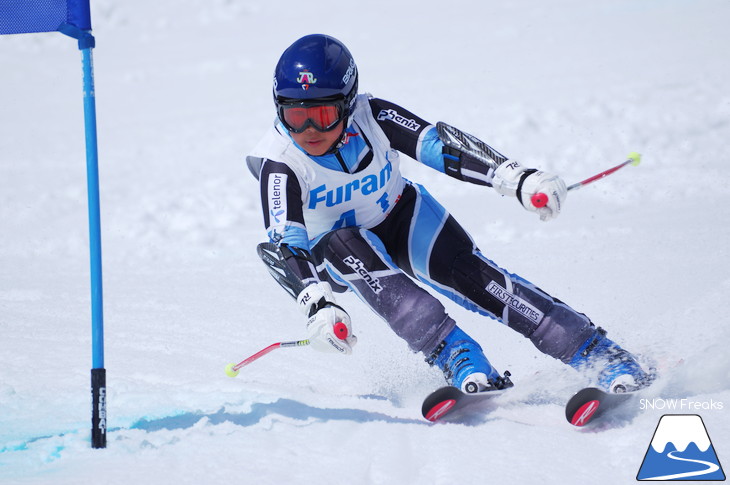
[322,227,390,269]
[322,227,364,259]
[320,227,454,353]
[451,251,508,303]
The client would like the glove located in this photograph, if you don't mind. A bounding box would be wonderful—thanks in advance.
[297,282,357,354]
[492,160,568,221]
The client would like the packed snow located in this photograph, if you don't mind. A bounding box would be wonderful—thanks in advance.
[1,0,729,484]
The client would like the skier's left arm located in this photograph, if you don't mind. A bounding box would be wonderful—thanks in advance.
[436,122,567,221]
[370,97,567,221]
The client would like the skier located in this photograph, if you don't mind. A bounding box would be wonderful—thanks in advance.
[246,33,653,394]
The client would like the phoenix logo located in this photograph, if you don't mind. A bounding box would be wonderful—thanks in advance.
[376,108,421,131]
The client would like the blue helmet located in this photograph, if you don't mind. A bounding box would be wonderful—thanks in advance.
[273,34,358,115]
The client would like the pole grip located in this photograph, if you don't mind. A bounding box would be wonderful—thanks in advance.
[531,192,549,208]
[334,322,349,339]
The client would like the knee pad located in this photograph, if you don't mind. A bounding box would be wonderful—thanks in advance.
[451,252,548,336]
[317,227,454,353]
[312,227,391,291]
[451,251,508,304]
[450,251,512,317]
[320,227,392,274]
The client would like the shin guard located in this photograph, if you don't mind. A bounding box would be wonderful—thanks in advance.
[313,227,455,353]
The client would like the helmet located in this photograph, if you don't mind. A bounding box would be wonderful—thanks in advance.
[273,34,358,131]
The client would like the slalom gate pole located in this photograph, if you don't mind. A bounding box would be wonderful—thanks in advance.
[82,38,107,450]
[2,0,105,450]
[60,23,107,449]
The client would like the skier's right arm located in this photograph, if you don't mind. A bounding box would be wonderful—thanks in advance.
[259,160,356,354]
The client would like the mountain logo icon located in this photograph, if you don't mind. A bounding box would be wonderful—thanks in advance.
[637,414,725,481]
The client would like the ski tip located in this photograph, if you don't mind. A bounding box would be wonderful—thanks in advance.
[569,399,601,426]
[424,399,458,422]
[627,152,642,166]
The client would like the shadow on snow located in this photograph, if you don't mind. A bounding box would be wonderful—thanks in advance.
[130,398,425,431]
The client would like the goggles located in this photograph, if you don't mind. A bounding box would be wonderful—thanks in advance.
[277,98,347,133]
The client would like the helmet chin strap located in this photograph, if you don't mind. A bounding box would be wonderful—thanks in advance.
[323,116,352,155]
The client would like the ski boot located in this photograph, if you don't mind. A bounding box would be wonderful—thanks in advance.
[427,326,513,393]
[569,327,655,393]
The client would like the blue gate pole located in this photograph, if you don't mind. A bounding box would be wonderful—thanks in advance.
[80,43,104,368]
[60,23,107,449]
[81,43,107,449]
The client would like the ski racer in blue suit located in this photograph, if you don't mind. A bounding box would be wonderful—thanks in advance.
[246,34,653,394]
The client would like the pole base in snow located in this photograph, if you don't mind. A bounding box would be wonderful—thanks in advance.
[91,368,107,448]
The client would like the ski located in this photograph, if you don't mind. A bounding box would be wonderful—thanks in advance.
[421,386,507,422]
[565,387,635,426]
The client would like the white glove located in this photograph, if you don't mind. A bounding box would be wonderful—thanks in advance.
[492,160,568,221]
[297,282,356,355]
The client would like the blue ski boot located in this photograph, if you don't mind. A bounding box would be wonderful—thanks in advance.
[569,327,655,393]
[427,326,513,393]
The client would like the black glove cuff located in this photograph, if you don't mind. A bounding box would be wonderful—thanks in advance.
[516,168,538,208]
[308,297,328,318]
[308,299,347,318]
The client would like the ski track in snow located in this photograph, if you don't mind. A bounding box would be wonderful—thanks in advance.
[1,0,729,484]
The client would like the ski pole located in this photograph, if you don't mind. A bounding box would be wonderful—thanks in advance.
[225,322,349,377]
[531,152,642,208]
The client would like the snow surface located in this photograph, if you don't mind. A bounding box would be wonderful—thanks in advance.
[1,0,729,484]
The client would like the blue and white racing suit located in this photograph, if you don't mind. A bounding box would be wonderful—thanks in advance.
[248,94,597,361]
